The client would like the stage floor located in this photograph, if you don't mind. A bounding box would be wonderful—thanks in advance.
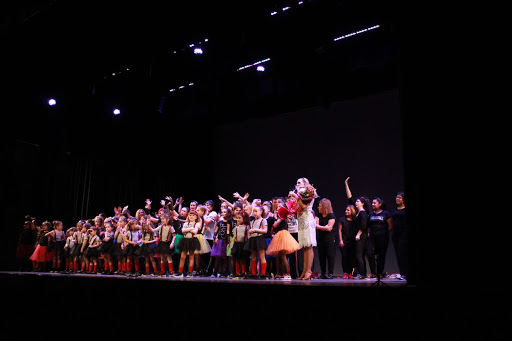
[0,270,507,340]
[0,270,409,287]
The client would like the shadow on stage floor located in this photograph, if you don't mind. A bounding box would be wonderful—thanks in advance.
[0,271,508,341]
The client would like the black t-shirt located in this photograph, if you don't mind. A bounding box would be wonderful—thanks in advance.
[316,213,337,241]
[368,210,391,235]
[173,217,185,236]
[272,216,288,234]
[338,216,356,245]
[227,218,236,236]
[215,220,230,240]
[391,207,407,239]
[265,216,276,238]
[354,210,368,239]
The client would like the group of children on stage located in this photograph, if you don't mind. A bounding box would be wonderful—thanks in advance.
[16,179,409,281]
[18,194,303,280]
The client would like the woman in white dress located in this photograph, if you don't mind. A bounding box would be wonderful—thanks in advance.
[288,177,318,280]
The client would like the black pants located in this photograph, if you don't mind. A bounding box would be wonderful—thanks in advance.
[289,232,303,279]
[317,237,336,275]
[355,238,367,276]
[392,234,408,276]
[340,241,356,274]
[368,232,389,276]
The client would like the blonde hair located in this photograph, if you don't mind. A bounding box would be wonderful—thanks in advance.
[318,198,333,214]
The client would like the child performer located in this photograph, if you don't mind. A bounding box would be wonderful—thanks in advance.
[266,202,300,280]
[45,220,66,272]
[30,221,53,272]
[245,205,268,279]
[122,219,142,276]
[112,216,127,274]
[63,228,76,273]
[194,205,212,276]
[230,210,250,278]
[100,220,115,274]
[151,213,176,276]
[139,221,159,276]
[79,223,91,273]
[210,207,231,277]
[176,210,200,277]
[84,227,101,274]
[71,220,85,273]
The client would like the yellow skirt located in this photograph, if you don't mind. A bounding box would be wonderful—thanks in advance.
[266,230,300,256]
[194,234,211,254]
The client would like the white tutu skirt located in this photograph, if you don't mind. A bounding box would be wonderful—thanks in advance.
[194,234,211,254]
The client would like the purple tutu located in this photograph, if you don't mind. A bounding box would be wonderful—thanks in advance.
[211,239,228,257]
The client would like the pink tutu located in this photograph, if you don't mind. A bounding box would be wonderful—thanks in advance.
[266,230,300,256]
[29,245,54,262]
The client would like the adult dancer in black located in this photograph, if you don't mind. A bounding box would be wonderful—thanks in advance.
[344,177,371,279]
[391,191,408,280]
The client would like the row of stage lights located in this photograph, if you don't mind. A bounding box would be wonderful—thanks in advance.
[46,23,380,115]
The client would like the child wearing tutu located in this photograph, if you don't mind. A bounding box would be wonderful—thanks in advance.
[112,216,127,274]
[122,219,142,276]
[266,202,300,280]
[194,205,211,276]
[30,221,53,272]
[84,227,101,274]
[150,213,175,276]
[210,207,231,277]
[100,220,115,274]
[139,221,159,276]
[244,205,268,279]
[230,210,250,278]
[45,220,66,272]
[176,210,201,277]
[79,222,92,272]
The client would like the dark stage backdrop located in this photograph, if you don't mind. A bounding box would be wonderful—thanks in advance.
[5,88,404,275]
[213,88,404,275]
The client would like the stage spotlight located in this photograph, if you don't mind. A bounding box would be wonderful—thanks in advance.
[48,98,56,106]
[113,108,121,115]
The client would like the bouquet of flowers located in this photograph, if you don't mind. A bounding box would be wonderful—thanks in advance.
[296,184,318,205]
[277,184,319,219]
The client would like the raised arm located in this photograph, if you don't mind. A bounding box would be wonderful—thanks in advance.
[344,177,352,201]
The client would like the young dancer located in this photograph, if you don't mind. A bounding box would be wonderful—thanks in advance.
[176,210,200,277]
[71,220,85,273]
[230,210,250,278]
[30,221,53,272]
[266,202,300,280]
[122,219,142,276]
[151,213,176,276]
[245,205,268,279]
[45,220,66,272]
[100,220,115,274]
[139,222,159,276]
[84,227,101,274]
[79,222,92,273]
[63,228,76,273]
[210,207,231,277]
[194,205,211,276]
[112,216,127,274]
